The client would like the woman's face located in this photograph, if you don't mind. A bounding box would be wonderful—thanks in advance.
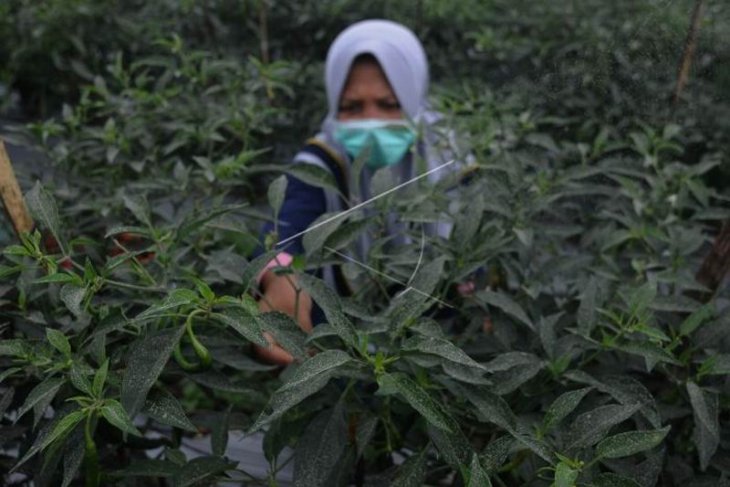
[337,59,403,121]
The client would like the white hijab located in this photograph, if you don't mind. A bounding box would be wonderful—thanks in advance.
[323,19,429,129]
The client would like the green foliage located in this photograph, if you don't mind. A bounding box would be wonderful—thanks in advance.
[1,0,729,486]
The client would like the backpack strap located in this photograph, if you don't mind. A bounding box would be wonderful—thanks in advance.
[299,138,354,297]
[301,138,350,207]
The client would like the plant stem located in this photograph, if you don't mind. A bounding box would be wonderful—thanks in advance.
[84,413,100,487]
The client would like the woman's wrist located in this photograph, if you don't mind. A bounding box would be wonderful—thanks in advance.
[256,252,294,292]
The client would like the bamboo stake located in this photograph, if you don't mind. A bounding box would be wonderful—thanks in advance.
[0,139,34,237]
[672,0,705,105]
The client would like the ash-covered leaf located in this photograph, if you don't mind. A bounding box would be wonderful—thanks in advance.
[62,438,84,487]
[257,311,308,360]
[467,453,492,487]
[172,456,235,487]
[293,402,347,487]
[212,307,268,347]
[595,426,670,459]
[567,403,642,449]
[60,284,86,317]
[687,382,719,471]
[121,326,185,415]
[16,377,64,426]
[251,350,352,431]
[102,399,142,436]
[542,387,592,433]
[144,389,196,432]
[577,277,599,335]
[135,289,198,321]
[403,335,486,371]
[553,461,579,487]
[592,473,643,487]
[392,448,428,487]
[477,290,533,329]
[26,181,63,251]
[46,328,71,357]
[297,273,357,346]
[268,175,288,217]
[378,372,455,432]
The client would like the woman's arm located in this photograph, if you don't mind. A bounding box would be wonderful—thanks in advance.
[253,174,327,364]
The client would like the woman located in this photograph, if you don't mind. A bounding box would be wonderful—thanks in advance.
[254,19,469,364]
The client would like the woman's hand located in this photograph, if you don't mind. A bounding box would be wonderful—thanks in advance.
[254,271,313,365]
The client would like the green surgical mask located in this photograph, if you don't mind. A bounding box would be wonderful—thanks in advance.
[333,119,416,169]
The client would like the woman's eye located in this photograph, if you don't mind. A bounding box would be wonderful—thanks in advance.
[379,100,401,110]
[339,103,361,113]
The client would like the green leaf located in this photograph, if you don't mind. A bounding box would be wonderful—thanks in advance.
[553,461,579,487]
[456,384,516,431]
[403,335,486,371]
[69,362,92,395]
[480,436,514,472]
[46,328,71,357]
[112,459,178,477]
[172,456,235,487]
[687,381,719,470]
[392,448,428,487]
[143,389,197,432]
[251,350,352,430]
[240,249,280,291]
[303,211,347,257]
[60,284,86,317]
[0,367,20,384]
[679,304,714,336]
[378,372,455,432]
[477,290,533,329]
[0,339,29,357]
[257,311,308,360]
[628,281,656,316]
[16,377,64,426]
[268,175,288,217]
[26,181,63,252]
[212,308,268,348]
[121,326,186,415]
[281,163,340,193]
[33,272,77,285]
[543,388,592,433]
[427,422,473,473]
[577,278,599,335]
[702,354,730,375]
[194,278,215,302]
[595,426,670,459]
[92,359,109,397]
[592,473,642,487]
[467,453,492,487]
[189,372,263,395]
[211,408,230,457]
[297,273,357,346]
[567,403,642,449]
[323,217,372,251]
[135,289,198,321]
[293,402,347,487]
[102,399,142,436]
[122,193,152,228]
[62,439,84,487]
[615,341,680,367]
[41,410,85,450]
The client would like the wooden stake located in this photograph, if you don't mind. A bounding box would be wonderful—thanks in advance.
[672,0,705,106]
[0,139,34,237]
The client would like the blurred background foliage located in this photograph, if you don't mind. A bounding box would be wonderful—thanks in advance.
[1,0,728,169]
